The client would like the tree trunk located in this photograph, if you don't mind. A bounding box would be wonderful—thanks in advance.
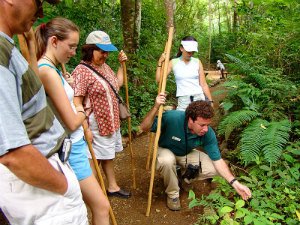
[233,0,238,33]
[120,0,141,54]
[133,0,141,50]
[208,0,212,70]
[225,0,231,33]
[217,0,221,36]
[164,0,175,29]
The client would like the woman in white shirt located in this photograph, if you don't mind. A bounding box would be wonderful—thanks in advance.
[35,17,110,225]
[156,36,213,110]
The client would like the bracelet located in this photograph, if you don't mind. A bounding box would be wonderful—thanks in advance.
[157,65,162,67]
[77,110,87,118]
[229,178,237,185]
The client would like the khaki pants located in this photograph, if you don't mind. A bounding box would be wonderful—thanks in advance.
[156,147,218,198]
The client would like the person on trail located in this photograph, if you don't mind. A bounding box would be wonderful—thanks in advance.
[156,36,213,111]
[0,1,88,225]
[35,18,110,225]
[140,93,252,211]
[217,59,226,79]
[72,30,131,199]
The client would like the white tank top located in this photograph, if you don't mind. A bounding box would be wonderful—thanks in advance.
[172,57,204,97]
[62,77,84,143]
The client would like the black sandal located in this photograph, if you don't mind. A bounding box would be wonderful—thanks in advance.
[107,189,131,198]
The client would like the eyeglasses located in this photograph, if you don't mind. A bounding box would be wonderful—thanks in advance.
[61,41,77,52]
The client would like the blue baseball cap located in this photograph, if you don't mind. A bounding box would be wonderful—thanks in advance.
[86,31,118,52]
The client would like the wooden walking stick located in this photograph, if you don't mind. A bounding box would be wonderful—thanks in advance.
[146,26,174,216]
[17,28,39,75]
[61,63,118,225]
[146,42,168,171]
[18,34,31,64]
[83,126,118,225]
[145,132,154,170]
[121,61,137,189]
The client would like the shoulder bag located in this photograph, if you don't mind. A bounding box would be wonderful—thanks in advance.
[80,62,131,121]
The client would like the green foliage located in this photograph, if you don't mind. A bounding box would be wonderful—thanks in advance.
[240,119,291,165]
[218,110,260,141]
[189,143,300,225]
[218,54,298,163]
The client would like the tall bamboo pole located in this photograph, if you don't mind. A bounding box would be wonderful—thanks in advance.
[17,34,31,64]
[146,26,174,216]
[145,42,168,171]
[121,61,136,189]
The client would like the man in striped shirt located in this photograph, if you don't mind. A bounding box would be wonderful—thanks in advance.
[0,1,87,224]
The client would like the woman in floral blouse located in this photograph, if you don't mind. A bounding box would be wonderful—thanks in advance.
[72,30,131,198]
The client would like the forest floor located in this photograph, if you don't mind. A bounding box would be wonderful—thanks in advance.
[0,70,227,225]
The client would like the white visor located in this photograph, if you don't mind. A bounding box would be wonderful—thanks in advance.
[181,40,198,52]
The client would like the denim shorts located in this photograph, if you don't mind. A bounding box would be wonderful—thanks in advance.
[68,137,92,181]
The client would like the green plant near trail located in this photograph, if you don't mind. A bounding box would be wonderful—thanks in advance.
[188,143,300,225]
[217,55,298,164]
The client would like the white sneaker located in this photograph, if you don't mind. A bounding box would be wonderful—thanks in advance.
[167,197,181,211]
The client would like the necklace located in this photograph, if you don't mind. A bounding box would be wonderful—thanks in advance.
[42,55,57,66]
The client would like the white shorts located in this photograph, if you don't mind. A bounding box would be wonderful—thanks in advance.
[0,154,88,225]
[88,113,123,160]
[177,94,206,111]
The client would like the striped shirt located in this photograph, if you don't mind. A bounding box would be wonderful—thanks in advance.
[0,32,66,157]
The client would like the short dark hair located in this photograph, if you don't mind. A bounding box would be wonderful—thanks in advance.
[81,44,99,62]
[185,100,214,122]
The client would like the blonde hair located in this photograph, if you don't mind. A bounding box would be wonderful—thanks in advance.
[35,17,79,60]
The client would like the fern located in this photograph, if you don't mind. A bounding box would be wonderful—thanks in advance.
[240,119,270,165]
[225,54,254,75]
[240,119,291,164]
[218,110,260,140]
[261,120,291,164]
[247,73,269,89]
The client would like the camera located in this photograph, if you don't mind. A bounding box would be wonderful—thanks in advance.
[58,138,72,163]
[182,163,201,184]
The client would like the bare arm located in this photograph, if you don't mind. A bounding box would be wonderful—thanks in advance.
[198,60,213,102]
[213,159,252,200]
[0,145,67,194]
[155,53,172,83]
[139,93,166,132]
[115,50,128,89]
[38,66,85,131]
[74,96,93,143]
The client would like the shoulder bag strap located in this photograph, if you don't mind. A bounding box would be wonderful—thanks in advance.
[80,62,122,103]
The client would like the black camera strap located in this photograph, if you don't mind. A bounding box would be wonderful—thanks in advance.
[184,117,201,168]
[184,118,188,167]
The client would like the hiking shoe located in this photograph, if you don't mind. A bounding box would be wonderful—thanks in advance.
[167,197,181,211]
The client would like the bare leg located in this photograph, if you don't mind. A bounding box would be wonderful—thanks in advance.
[79,174,110,225]
[101,159,120,192]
